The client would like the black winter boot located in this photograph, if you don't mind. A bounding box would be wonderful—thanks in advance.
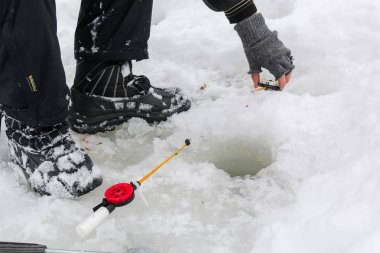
[5,116,102,197]
[68,60,191,134]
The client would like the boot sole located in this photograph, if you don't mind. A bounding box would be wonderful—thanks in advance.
[68,104,190,134]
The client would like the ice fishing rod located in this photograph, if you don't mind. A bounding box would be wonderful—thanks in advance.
[76,139,191,238]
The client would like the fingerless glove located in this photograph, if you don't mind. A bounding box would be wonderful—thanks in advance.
[235,13,294,79]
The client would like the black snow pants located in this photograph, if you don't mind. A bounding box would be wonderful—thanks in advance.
[0,0,254,128]
[0,0,153,127]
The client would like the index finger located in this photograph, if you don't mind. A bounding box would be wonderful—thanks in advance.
[278,72,292,90]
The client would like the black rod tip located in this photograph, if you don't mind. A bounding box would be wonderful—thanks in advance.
[185,139,191,146]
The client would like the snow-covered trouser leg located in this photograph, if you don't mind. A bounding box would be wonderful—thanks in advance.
[75,0,153,62]
[0,0,70,128]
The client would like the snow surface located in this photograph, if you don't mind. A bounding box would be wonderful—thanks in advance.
[1,0,380,252]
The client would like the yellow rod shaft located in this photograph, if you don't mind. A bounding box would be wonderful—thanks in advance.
[138,143,188,185]
[254,87,267,92]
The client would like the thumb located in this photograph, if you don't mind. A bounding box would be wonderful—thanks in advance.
[251,73,260,88]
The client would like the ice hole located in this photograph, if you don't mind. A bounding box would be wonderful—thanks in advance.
[189,139,273,177]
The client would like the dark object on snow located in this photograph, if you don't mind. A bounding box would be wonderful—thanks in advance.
[5,116,102,197]
[0,242,157,253]
[0,242,46,253]
[68,67,191,134]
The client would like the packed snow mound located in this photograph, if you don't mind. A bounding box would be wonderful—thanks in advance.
[1,0,380,252]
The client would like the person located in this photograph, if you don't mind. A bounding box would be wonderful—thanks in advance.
[0,0,294,197]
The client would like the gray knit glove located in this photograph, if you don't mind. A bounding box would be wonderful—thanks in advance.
[235,13,294,79]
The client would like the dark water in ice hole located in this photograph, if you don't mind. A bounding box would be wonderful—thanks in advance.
[187,140,272,177]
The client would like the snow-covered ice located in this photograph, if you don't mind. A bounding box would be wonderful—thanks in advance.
[1,0,380,252]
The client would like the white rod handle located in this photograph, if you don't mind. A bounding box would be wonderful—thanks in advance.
[76,207,110,238]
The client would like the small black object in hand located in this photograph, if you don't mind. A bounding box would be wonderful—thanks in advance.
[258,81,281,91]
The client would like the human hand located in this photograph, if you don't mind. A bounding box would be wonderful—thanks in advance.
[235,14,294,90]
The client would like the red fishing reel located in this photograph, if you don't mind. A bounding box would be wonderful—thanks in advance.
[93,182,140,213]
[105,183,135,205]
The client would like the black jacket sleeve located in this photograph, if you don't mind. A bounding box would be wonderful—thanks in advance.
[203,0,257,24]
